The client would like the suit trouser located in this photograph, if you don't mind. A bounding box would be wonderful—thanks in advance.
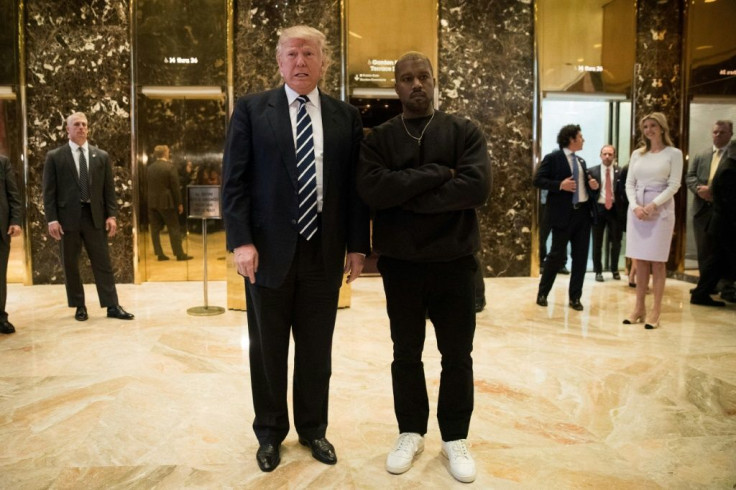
[245,228,340,445]
[60,204,118,308]
[692,228,736,299]
[538,205,591,300]
[0,238,9,320]
[378,255,476,442]
[149,207,185,258]
[540,203,568,269]
[693,206,715,275]
[592,204,622,274]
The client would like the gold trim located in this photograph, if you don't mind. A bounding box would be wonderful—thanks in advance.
[130,0,141,284]
[18,0,31,285]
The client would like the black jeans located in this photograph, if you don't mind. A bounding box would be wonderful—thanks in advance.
[378,255,476,441]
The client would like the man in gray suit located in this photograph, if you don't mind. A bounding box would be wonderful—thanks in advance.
[0,155,22,334]
[686,120,733,296]
[43,111,134,321]
[146,145,191,261]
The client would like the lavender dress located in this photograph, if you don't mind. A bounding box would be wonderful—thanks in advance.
[625,146,683,262]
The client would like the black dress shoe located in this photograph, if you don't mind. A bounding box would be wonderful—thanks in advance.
[569,299,584,311]
[612,271,621,280]
[107,305,135,320]
[176,255,194,261]
[256,443,280,472]
[75,306,88,321]
[595,273,604,282]
[536,294,548,307]
[690,296,726,307]
[559,266,570,275]
[0,320,15,334]
[299,437,337,465]
[157,255,170,261]
[475,297,486,313]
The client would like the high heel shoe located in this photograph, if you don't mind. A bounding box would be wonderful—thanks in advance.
[622,316,643,325]
[644,316,660,329]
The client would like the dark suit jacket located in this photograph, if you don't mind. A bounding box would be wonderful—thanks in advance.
[147,158,181,210]
[533,149,598,227]
[0,156,22,245]
[709,146,736,237]
[43,143,117,230]
[222,86,370,290]
[685,149,718,219]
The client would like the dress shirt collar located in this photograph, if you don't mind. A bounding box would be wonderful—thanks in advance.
[284,84,321,111]
[69,140,89,154]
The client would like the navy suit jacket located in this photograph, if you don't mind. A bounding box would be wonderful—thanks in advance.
[0,156,22,245]
[43,143,117,231]
[533,149,598,228]
[222,86,370,290]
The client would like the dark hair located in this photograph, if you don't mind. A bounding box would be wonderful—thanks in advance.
[557,124,581,149]
[394,51,434,81]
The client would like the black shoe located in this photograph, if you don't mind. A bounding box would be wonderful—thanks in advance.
[0,320,15,334]
[612,271,621,280]
[595,273,604,282]
[299,437,337,465]
[569,299,584,311]
[157,255,170,261]
[721,291,736,303]
[475,297,486,313]
[107,305,135,320]
[75,306,88,321]
[559,266,570,275]
[256,443,280,472]
[176,255,194,261]
[536,294,548,307]
[690,296,726,307]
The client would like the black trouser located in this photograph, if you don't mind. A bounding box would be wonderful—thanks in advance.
[0,238,9,320]
[692,228,736,299]
[538,205,591,301]
[60,204,118,308]
[540,202,567,269]
[378,255,476,441]
[592,204,622,274]
[245,228,340,446]
[149,207,185,258]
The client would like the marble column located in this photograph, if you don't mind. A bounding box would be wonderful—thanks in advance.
[438,0,535,277]
[633,0,685,267]
[25,0,134,285]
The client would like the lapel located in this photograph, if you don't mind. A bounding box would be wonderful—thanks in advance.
[320,90,337,201]
[266,87,299,191]
[88,144,101,190]
[63,144,80,186]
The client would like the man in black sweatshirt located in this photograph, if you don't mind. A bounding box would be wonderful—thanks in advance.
[357,51,491,484]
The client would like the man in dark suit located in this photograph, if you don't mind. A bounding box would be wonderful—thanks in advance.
[691,140,736,306]
[685,120,733,283]
[0,155,22,334]
[534,124,599,311]
[146,145,191,261]
[221,25,369,472]
[588,145,623,282]
[43,112,134,322]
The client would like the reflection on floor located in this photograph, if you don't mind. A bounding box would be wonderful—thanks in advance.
[140,227,227,282]
[1,275,735,488]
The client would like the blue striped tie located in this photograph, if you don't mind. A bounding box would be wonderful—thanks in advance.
[296,95,318,240]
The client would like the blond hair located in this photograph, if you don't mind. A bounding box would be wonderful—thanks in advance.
[276,25,331,74]
[637,112,674,154]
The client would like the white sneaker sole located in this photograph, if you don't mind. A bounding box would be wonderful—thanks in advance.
[386,446,424,475]
[441,447,476,483]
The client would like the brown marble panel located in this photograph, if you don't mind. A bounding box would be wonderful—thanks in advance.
[439,0,535,277]
[25,0,133,284]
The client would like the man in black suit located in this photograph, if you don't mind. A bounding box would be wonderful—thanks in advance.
[534,124,599,311]
[146,145,191,261]
[221,25,369,472]
[43,112,134,322]
[588,145,623,282]
[691,140,736,306]
[0,155,22,334]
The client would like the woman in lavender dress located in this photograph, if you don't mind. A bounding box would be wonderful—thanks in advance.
[623,112,683,329]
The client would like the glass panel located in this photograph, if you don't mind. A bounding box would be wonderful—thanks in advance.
[346,0,438,128]
[687,0,736,97]
[0,0,17,85]
[137,96,227,281]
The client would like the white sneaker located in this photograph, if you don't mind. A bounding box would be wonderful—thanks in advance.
[442,439,476,483]
[385,432,424,474]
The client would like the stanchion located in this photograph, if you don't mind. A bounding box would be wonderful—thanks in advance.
[187,217,225,316]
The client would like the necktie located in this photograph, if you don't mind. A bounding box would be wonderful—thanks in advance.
[605,166,613,210]
[708,148,722,185]
[296,95,318,240]
[571,153,579,204]
[79,147,90,202]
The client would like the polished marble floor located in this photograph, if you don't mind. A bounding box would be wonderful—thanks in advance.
[1,274,735,489]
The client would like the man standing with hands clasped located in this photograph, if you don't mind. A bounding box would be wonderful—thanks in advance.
[221,26,369,473]
[534,124,599,311]
[588,145,623,282]
[357,51,491,483]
